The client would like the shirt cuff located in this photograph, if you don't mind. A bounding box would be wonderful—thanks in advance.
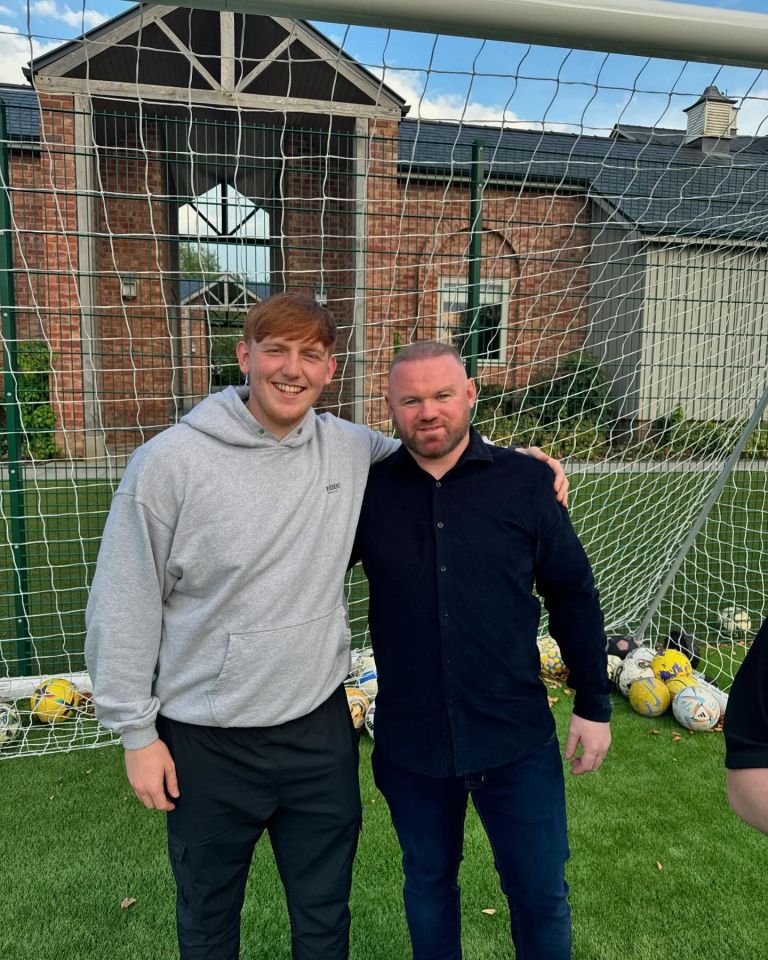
[572,692,612,723]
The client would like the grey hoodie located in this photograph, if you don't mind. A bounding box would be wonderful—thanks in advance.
[84,386,397,750]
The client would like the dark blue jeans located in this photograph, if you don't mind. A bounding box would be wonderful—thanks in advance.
[372,735,571,960]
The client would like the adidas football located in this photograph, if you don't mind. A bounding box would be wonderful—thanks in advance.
[672,684,721,732]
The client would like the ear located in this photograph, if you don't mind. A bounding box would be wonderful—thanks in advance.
[236,339,251,376]
[466,378,477,406]
[324,354,337,384]
[384,393,393,417]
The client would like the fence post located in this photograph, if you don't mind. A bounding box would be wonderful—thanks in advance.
[0,101,32,676]
[466,141,484,381]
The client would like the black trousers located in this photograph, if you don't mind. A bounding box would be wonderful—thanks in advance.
[158,685,362,960]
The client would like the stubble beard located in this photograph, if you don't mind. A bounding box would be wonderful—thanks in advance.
[397,410,471,460]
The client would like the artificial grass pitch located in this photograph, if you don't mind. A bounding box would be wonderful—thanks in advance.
[1,697,766,960]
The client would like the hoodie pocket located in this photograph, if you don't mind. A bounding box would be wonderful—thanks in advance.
[208,605,351,727]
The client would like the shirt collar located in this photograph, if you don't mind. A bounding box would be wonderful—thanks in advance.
[391,425,493,472]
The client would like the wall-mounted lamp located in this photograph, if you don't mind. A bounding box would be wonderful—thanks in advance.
[315,284,328,306]
[121,275,138,300]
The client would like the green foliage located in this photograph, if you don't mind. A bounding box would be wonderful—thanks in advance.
[16,341,58,460]
[179,242,222,279]
[475,351,612,429]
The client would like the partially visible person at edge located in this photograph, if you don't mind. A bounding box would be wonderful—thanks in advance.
[725,617,768,835]
[84,293,568,960]
[351,340,612,960]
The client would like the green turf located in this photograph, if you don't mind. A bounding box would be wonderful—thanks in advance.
[2,470,765,682]
[1,697,766,960]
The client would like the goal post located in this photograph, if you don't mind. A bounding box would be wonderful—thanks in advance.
[2,0,768,757]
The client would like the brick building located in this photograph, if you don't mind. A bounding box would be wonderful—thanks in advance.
[2,7,767,457]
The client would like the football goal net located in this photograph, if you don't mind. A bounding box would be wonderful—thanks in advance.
[1,0,767,756]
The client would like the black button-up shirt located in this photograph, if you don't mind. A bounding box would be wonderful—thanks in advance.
[352,427,611,777]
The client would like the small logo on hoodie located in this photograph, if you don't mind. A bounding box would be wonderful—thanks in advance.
[326,482,341,494]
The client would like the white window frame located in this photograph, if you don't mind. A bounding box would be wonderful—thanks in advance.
[438,278,510,364]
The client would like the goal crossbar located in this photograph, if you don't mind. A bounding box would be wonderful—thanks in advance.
[175,0,768,69]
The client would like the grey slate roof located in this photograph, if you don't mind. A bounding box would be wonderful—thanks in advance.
[398,118,768,241]
[0,85,40,141]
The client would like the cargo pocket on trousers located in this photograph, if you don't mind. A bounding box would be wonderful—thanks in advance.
[167,834,190,907]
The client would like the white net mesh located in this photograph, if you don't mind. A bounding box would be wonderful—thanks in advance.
[1,1,767,756]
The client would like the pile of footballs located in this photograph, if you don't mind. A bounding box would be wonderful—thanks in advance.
[0,676,94,749]
[345,648,377,739]
[537,622,737,733]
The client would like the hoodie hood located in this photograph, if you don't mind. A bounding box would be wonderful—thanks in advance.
[181,385,316,449]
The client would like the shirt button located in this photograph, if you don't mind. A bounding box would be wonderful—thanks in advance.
[443,611,449,618]
[435,481,442,488]
[440,565,447,572]
[437,521,444,529]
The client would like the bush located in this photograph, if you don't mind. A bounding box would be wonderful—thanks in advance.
[4,341,60,460]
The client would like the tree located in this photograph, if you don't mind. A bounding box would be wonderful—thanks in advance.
[179,242,222,278]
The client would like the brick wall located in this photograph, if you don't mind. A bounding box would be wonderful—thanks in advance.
[362,121,592,427]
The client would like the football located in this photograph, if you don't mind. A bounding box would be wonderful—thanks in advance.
[624,646,656,668]
[651,649,693,683]
[364,700,376,740]
[345,686,370,731]
[668,628,699,669]
[606,655,622,682]
[606,635,640,660]
[29,677,81,724]
[0,702,21,746]
[672,684,721,731]
[717,606,752,636]
[665,675,698,700]
[353,656,378,699]
[538,637,568,680]
[629,676,671,717]
[616,659,654,698]
[694,679,729,719]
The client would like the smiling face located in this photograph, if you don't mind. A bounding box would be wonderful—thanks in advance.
[386,352,476,472]
[236,336,337,438]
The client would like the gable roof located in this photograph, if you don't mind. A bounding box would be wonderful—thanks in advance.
[398,118,768,241]
[26,4,406,120]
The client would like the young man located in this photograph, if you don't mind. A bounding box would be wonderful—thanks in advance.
[725,617,768,834]
[85,294,567,960]
[352,341,611,960]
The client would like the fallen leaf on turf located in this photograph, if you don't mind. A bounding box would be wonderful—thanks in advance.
[648,729,660,735]
[547,696,558,706]
[563,688,572,696]
[672,734,682,742]
[656,862,663,871]
[481,908,497,915]
[120,898,137,910]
